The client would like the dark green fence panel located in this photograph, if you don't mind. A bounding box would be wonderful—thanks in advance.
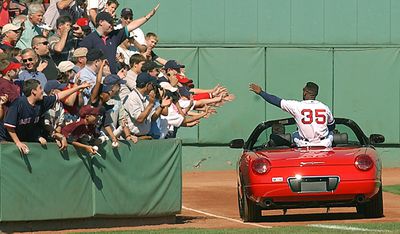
[265,48,333,120]
[197,48,265,144]
[334,48,400,144]
[0,140,182,221]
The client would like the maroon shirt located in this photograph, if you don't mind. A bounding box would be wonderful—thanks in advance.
[0,77,20,105]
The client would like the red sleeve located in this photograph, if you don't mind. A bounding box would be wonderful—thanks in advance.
[192,92,212,101]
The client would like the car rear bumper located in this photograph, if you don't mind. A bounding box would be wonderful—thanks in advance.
[247,179,381,204]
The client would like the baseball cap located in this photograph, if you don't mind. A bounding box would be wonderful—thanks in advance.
[175,74,193,84]
[44,80,67,94]
[136,72,157,87]
[121,8,133,18]
[178,86,191,99]
[38,23,52,31]
[79,105,100,118]
[73,47,88,58]
[141,61,163,72]
[76,18,90,31]
[1,23,21,34]
[57,61,75,73]
[86,49,105,62]
[103,74,127,85]
[164,60,185,70]
[96,12,114,26]
[159,82,178,92]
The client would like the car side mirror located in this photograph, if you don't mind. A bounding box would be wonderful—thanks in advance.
[229,139,244,148]
[370,134,385,144]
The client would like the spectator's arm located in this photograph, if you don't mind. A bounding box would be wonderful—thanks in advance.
[155,57,167,66]
[131,39,147,53]
[104,126,117,143]
[126,4,159,32]
[52,26,70,53]
[71,141,96,154]
[6,126,29,153]
[135,102,154,123]
[90,60,105,104]
[56,0,73,9]
[57,82,91,100]
[88,8,97,25]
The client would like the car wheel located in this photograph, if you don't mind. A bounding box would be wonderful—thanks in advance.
[241,184,262,222]
[356,185,384,218]
[237,184,245,219]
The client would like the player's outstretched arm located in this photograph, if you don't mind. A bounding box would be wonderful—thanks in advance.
[249,83,282,108]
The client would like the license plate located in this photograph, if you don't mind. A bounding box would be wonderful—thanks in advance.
[301,181,327,192]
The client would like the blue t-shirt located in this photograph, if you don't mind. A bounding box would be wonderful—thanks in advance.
[0,95,57,142]
[79,28,128,74]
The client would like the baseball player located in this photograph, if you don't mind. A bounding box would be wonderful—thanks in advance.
[249,82,335,147]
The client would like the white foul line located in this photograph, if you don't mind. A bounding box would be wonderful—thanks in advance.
[182,206,272,229]
[308,224,391,232]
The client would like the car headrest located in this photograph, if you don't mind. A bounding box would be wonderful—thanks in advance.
[333,133,348,145]
[269,133,292,147]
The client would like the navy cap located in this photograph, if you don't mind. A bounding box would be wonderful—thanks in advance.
[164,60,185,70]
[103,74,127,85]
[178,86,191,99]
[141,61,163,72]
[101,84,113,93]
[96,11,114,26]
[86,49,105,62]
[136,72,157,87]
[44,80,67,94]
[121,8,133,18]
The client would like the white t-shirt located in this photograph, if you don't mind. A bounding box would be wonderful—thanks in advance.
[87,0,107,12]
[280,99,334,142]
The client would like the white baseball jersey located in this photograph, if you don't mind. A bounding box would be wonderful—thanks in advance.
[280,99,334,143]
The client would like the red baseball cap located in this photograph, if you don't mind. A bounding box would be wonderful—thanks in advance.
[76,18,89,27]
[175,74,193,84]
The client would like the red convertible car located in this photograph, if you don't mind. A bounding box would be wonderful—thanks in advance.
[230,118,385,222]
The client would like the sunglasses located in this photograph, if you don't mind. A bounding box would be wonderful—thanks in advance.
[22,58,34,63]
[123,17,133,20]
[12,29,22,33]
[38,41,49,46]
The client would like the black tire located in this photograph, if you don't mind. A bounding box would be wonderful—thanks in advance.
[239,183,262,222]
[356,185,384,218]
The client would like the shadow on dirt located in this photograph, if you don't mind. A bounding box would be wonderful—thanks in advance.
[257,212,367,223]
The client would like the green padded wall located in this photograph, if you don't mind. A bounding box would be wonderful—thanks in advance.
[0,140,182,221]
[197,48,265,143]
[120,0,400,45]
[333,48,400,144]
[265,48,333,120]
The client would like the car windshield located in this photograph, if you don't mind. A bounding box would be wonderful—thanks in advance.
[250,118,368,151]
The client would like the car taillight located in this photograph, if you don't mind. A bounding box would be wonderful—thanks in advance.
[355,155,373,171]
[251,158,271,175]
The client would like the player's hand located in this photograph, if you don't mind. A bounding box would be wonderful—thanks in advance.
[249,83,262,94]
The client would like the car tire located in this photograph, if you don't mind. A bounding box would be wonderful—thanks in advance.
[240,184,262,222]
[356,185,384,218]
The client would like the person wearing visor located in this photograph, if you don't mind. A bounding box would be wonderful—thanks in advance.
[80,4,160,74]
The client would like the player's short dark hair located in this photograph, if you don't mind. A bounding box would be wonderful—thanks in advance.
[23,79,41,97]
[56,15,72,29]
[304,82,319,97]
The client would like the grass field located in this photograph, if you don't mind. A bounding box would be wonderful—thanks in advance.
[383,185,400,196]
[82,222,400,233]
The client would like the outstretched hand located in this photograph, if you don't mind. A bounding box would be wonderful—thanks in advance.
[249,83,262,94]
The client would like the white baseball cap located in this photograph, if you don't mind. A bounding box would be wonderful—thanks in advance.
[1,23,21,34]
[57,61,75,73]
[160,82,178,92]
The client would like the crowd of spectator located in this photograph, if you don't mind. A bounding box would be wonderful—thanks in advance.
[0,0,234,156]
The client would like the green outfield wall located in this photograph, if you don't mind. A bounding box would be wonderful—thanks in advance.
[0,140,182,221]
[119,0,399,166]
